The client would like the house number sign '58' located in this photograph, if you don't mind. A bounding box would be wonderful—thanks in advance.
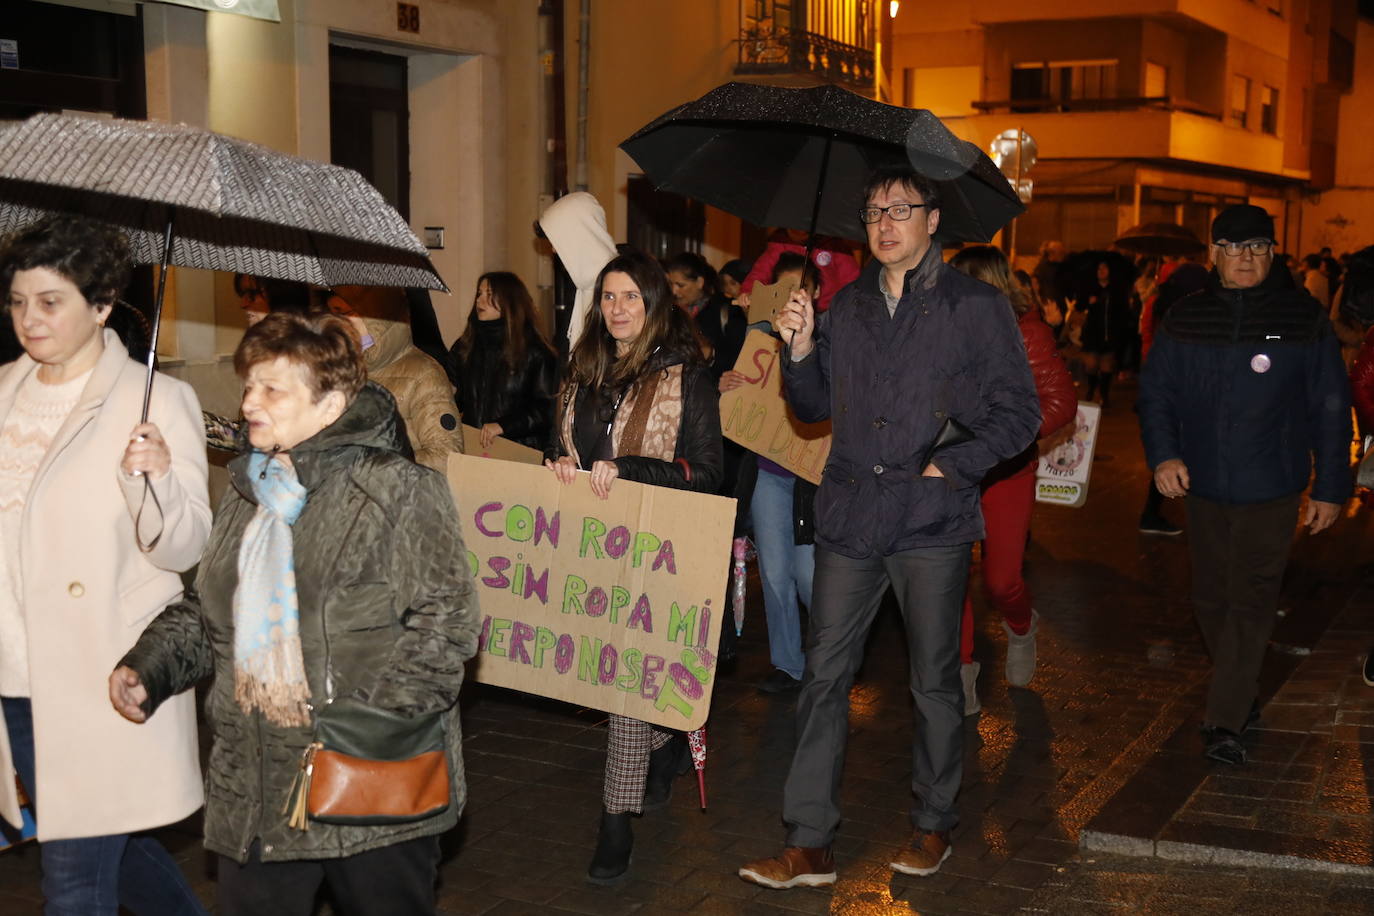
[398,3,420,33]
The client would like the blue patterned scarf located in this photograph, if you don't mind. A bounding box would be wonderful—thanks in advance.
[232,451,311,727]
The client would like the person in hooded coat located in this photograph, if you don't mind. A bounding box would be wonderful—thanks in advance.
[330,285,463,471]
[539,192,618,350]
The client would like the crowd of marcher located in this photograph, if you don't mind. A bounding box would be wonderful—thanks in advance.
[0,161,1370,913]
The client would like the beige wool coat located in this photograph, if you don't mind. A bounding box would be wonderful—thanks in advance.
[0,331,212,841]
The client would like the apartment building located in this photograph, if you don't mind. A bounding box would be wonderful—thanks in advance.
[893,0,1359,258]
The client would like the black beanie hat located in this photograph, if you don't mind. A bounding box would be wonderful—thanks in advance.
[1211,204,1275,243]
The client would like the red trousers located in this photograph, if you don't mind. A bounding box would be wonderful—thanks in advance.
[960,464,1036,664]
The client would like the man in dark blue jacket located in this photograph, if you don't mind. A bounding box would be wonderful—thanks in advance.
[738,165,1040,888]
[1139,204,1351,766]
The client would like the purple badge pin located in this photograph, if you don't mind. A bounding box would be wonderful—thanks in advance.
[1251,353,1271,373]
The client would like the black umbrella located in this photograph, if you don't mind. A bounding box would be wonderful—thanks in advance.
[1113,222,1206,258]
[0,113,445,421]
[1063,249,1138,303]
[620,82,1024,244]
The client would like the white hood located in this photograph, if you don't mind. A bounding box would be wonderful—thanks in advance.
[539,191,617,348]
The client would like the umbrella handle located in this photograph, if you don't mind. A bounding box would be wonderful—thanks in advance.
[135,214,174,555]
[140,214,175,424]
[782,132,834,359]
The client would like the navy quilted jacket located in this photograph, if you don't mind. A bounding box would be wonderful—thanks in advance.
[1138,269,1352,506]
[782,248,1041,558]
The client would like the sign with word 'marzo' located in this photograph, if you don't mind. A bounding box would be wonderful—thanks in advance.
[1035,401,1102,507]
[446,453,734,730]
[719,330,831,484]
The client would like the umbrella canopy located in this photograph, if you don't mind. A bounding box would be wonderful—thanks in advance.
[1064,249,1138,303]
[1112,222,1206,258]
[621,82,1024,243]
[0,113,445,291]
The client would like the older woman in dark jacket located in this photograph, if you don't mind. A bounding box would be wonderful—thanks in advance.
[450,271,558,451]
[545,249,722,885]
[111,312,479,916]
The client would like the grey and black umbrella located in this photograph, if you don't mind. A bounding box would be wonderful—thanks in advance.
[620,82,1024,244]
[0,113,445,419]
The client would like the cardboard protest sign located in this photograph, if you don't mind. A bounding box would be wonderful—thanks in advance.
[446,453,734,730]
[460,425,544,465]
[1035,401,1102,507]
[746,278,793,326]
[719,330,831,484]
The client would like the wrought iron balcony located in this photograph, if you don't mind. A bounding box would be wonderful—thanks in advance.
[735,26,875,89]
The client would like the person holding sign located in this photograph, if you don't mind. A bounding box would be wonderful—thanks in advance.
[450,272,559,451]
[111,312,479,915]
[666,252,749,384]
[948,246,1076,714]
[739,165,1040,888]
[724,253,824,695]
[546,250,723,885]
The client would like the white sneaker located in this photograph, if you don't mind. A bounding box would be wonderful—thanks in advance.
[961,661,981,716]
[1004,610,1039,687]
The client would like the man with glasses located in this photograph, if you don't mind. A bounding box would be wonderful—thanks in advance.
[1139,204,1351,765]
[738,165,1040,888]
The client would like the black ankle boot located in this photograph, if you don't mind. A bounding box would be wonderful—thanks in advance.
[587,810,633,884]
[643,734,690,810]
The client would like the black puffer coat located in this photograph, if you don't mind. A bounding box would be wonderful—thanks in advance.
[693,294,749,382]
[1139,268,1352,506]
[121,383,480,863]
[451,318,559,450]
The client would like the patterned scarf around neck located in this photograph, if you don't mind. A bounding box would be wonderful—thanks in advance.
[233,450,311,727]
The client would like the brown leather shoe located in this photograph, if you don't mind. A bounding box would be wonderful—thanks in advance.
[738,846,836,889]
[889,829,951,876]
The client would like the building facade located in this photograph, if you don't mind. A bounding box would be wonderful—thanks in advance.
[892,0,1360,261]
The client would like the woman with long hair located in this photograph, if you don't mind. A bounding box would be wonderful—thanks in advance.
[948,246,1077,715]
[451,271,558,450]
[665,251,747,382]
[545,249,722,885]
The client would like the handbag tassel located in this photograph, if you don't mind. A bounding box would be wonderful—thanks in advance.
[283,742,321,832]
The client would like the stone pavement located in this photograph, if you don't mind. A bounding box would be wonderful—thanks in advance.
[2,387,1374,914]
[1083,553,1374,876]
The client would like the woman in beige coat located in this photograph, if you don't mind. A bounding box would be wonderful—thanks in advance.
[0,217,212,915]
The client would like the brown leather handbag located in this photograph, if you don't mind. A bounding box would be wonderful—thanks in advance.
[284,697,450,831]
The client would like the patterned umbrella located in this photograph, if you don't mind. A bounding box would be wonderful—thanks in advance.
[0,113,445,419]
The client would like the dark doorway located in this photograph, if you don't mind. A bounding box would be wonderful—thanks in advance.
[627,175,704,261]
[328,46,410,220]
[0,1,146,121]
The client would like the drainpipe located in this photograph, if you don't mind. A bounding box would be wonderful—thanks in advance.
[575,0,590,191]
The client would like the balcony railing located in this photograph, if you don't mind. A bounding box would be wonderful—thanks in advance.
[735,26,875,89]
[972,95,1221,120]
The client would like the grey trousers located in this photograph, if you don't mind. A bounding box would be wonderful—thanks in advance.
[1185,493,1300,733]
[782,543,970,847]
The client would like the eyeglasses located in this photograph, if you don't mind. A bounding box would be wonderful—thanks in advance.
[1216,240,1275,257]
[239,287,265,302]
[859,203,929,224]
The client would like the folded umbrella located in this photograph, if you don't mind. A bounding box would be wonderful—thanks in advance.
[621,82,1023,244]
